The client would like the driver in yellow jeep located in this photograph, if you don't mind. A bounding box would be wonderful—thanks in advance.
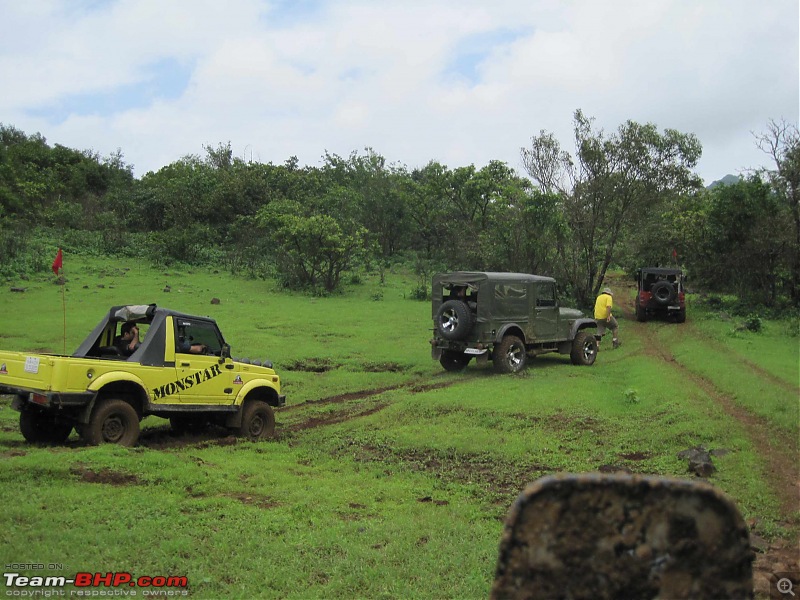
[594,287,620,349]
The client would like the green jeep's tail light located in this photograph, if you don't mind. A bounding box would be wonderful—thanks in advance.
[31,393,48,406]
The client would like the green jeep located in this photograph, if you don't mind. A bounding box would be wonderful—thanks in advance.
[430,272,598,373]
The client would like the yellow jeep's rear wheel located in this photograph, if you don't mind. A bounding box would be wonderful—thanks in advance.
[83,399,140,447]
[237,400,276,440]
[19,410,73,444]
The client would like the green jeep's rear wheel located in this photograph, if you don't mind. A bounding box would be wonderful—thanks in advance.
[439,350,472,372]
[493,335,527,374]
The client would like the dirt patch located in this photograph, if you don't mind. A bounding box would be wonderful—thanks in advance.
[341,443,554,508]
[417,496,449,506]
[225,492,281,509]
[134,426,242,451]
[619,451,650,461]
[281,403,390,436]
[1,449,27,458]
[598,464,633,474]
[284,358,339,372]
[282,380,456,413]
[283,386,403,411]
[279,380,461,435]
[195,436,239,448]
[360,361,408,373]
[70,465,139,486]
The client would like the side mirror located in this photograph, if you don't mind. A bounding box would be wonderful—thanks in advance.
[219,343,231,362]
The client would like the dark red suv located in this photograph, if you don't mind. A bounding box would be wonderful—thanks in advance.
[635,267,686,323]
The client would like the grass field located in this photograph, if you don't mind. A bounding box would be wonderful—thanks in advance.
[1,257,797,598]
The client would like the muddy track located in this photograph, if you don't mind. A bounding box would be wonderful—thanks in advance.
[278,380,457,434]
[646,335,798,517]
[281,402,391,435]
[279,380,455,413]
[621,301,799,520]
[614,287,800,586]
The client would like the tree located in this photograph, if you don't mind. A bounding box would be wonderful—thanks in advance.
[521,110,702,306]
[258,200,368,293]
[481,187,565,275]
[693,177,791,305]
[754,119,800,305]
[321,149,410,261]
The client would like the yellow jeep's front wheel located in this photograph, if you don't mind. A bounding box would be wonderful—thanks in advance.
[83,399,140,447]
[236,400,276,441]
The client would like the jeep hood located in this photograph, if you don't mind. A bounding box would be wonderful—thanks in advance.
[560,307,586,321]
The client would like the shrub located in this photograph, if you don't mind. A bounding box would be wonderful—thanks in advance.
[741,314,763,333]
[408,285,429,301]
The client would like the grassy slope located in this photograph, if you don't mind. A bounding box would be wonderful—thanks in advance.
[0,257,797,597]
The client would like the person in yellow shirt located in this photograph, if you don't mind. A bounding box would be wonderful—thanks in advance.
[594,287,620,349]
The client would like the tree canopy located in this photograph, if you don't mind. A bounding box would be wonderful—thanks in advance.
[1,116,797,309]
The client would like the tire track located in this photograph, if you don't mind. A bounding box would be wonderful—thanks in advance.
[623,303,799,519]
[277,379,457,433]
[279,380,455,412]
[680,320,799,396]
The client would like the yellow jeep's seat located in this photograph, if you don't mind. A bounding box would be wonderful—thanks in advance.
[97,345,124,359]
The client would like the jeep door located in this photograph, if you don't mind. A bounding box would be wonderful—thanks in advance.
[533,282,559,339]
[173,317,234,404]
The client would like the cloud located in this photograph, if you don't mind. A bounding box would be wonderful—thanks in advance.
[1,0,797,182]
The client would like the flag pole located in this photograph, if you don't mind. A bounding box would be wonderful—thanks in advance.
[52,248,66,354]
[61,265,67,355]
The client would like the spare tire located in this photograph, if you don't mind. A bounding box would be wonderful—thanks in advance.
[651,281,677,305]
[435,300,474,341]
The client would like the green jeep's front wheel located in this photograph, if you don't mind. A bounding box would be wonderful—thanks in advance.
[83,399,140,447]
[19,410,73,444]
[237,400,276,440]
[570,331,598,366]
[493,335,527,374]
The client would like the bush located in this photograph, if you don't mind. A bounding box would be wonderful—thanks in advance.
[408,285,429,301]
[740,314,763,333]
[0,224,50,279]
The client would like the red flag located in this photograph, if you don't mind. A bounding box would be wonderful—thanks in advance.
[671,248,678,261]
[52,248,63,275]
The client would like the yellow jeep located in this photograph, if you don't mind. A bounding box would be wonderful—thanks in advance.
[0,304,285,446]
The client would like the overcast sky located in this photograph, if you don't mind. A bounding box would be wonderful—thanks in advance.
[1,0,797,184]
